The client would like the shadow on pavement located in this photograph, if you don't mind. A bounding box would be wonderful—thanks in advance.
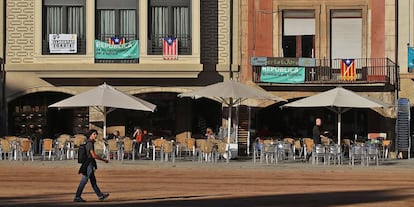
[0,188,410,207]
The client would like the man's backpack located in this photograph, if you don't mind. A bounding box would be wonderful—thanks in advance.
[77,144,87,164]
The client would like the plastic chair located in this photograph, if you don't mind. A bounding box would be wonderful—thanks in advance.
[327,144,341,165]
[351,144,365,166]
[312,144,326,165]
[365,144,379,166]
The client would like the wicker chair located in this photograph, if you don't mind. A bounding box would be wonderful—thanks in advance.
[41,138,55,161]
[302,138,314,160]
[152,138,165,161]
[107,139,120,160]
[122,138,135,160]
[161,141,175,162]
[0,139,13,161]
[20,139,34,161]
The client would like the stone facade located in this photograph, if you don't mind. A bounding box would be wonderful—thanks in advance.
[6,0,34,63]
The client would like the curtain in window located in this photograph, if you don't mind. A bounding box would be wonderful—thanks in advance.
[120,10,136,41]
[46,7,63,37]
[173,7,189,47]
[151,6,168,48]
[100,10,115,41]
[68,7,84,38]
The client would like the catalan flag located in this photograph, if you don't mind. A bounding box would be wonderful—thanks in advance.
[341,59,356,81]
[109,37,125,45]
[163,37,178,60]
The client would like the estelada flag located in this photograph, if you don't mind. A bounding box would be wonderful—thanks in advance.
[341,59,356,81]
[109,37,125,45]
[163,37,178,60]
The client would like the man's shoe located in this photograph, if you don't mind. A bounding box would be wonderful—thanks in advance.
[73,197,86,202]
[99,193,110,201]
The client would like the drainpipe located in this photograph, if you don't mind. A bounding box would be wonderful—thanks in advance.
[395,0,399,99]
[1,0,6,136]
[229,0,233,80]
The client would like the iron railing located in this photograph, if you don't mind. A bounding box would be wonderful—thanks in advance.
[147,34,192,55]
[252,58,398,87]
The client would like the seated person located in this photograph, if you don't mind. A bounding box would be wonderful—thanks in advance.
[205,127,215,139]
[106,130,120,140]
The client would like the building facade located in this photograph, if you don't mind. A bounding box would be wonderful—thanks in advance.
[237,0,398,147]
[0,0,409,155]
[3,0,239,146]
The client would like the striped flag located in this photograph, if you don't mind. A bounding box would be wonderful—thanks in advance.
[109,37,125,45]
[163,37,178,60]
[341,59,356,81]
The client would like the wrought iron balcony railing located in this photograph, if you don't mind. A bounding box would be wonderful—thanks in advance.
[95,34,139,63]
[147,34,192,55]
[252,58,398,88]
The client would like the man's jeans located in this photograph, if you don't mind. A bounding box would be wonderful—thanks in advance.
[75,163,104,198]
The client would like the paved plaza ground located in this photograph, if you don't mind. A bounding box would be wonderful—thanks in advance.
[0,158,414,207]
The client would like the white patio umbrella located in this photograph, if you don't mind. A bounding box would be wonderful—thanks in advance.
[178,80,286,161]
[49,83,156,137]
[281,87,391,145]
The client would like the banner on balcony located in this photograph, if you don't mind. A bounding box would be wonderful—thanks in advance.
[94,40,139,59]
[408,47,414,69]
[260,66,305,83]
[341,59,356,81]
[49,34,77,53]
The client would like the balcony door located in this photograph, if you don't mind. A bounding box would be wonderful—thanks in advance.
[148,0,191,55]
[330,10,362,59]
[282,10,315,58]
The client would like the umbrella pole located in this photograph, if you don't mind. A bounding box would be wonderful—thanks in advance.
[247,106,251,156]
[337,113,341,145]
[103,107,107,139]
[227,99,233,163]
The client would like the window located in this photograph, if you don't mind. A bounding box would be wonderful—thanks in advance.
[42,0,86,55]
[148,0,191,55]
[282,10,315,58]
[96,0,137,42]
[330,10,362,59]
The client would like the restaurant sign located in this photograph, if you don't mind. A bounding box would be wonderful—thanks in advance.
[251,57,315,67]
[260,66,305,83]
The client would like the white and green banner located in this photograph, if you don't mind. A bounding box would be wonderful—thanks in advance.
[94,40,139,59]
[260,66,305,83]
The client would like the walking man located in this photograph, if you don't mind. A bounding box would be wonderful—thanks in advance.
[74,129,109,202]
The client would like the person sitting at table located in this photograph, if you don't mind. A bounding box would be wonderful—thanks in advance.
[205,127,215,140]
[106,130,120,140]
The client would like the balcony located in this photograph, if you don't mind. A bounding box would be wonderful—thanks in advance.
[95,34,139,63]
[147,34,192,55]
[252,58,398,89]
